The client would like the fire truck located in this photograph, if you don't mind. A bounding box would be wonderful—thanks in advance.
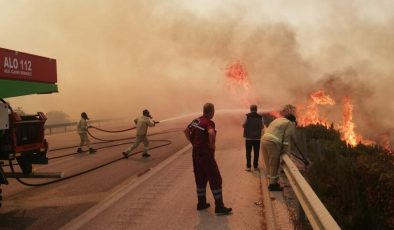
[0,47,61,207]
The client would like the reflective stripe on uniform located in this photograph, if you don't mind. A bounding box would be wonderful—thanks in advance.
[197,188,206,197]
[264,133,280,142]
[211,189,222,193]
[197,187,206,197]
[212,189,222,199]
[191,123,205,131]
[267,175,279,179]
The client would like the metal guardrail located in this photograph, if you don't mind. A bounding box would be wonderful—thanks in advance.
[44,119,111,134]
[281,153,341,230]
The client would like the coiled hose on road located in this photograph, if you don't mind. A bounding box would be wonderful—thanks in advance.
[9,124,183,187]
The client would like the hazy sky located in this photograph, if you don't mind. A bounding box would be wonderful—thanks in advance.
[1,0,393,143]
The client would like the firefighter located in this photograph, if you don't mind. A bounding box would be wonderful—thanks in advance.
[76,112,96,154]
[184,103,232,215]
[261,104,297,191]
[242,104,264,171]
[122,109,158,158]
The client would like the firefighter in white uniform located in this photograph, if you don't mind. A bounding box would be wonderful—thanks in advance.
[122,109,158,158]
[261,105,297,191]
[77,112,96,154]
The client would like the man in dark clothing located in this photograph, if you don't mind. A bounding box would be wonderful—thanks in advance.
[184,103,232,215]
[242,105,264,171]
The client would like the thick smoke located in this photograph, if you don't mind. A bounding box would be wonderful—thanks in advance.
[1,0,393,145]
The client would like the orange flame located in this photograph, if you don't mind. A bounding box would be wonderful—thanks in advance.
[340,96,358,146]
[225,60,249,90]
[310,90,335,105]
[224,60,256,106]
[270,111,281,118]
[340,96,375,146]
[297,90,335,127]
[296,90,387,149]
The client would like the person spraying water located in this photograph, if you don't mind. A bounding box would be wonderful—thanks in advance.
[122,109,159,158]
[77,112,96,154]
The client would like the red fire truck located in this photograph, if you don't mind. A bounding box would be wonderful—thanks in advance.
[0,47,61,206]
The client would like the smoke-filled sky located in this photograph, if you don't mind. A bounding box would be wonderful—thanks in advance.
[1,0,393,143]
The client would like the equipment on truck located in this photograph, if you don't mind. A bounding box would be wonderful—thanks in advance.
[0,47,61,207]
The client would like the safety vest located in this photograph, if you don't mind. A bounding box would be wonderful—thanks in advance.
[243,112,263,139]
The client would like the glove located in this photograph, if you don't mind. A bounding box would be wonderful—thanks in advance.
[154,121,160,124]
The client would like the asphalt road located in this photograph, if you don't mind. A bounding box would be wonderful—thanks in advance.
[0,113,246,230]
[0,116,192,230]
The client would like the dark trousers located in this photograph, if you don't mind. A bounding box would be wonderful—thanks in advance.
[245,139,260,168]
[192,149,224,207]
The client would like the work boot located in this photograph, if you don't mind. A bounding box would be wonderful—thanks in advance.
[215,206,233,215]
[268,183,283,191]
[197,202,210,210]
[122,152,129,159]
[89,148,96,154]
[214,195,232,215]
[197,197,210,210]
[142,153,151,158]
[77,148,83,153]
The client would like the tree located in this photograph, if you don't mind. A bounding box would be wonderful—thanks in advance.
[46,110,71,124]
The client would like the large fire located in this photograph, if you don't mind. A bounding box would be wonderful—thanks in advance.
[222,61,391,151]
[297,90,377,147]
[339,96,376,146]
[225,60,249,90]
[297,90,335,127]
[224,60,256,106]
[340,96,358,146]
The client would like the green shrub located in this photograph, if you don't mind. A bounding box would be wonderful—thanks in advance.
[299,125,394,230]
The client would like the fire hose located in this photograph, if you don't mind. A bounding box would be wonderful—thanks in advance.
[290,142,310,166]
[9,139,172,187]
[9,123,183,187]
[89,125,136,133]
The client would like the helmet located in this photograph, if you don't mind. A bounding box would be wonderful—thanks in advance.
[280,104,297,123]
[143,109,152,118]
[81,112,89,120]
[280,104,296,117]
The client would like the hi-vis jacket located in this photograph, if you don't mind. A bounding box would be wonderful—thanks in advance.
[134,115,155,136]
[77,118,89,134]
[262,117,296,154]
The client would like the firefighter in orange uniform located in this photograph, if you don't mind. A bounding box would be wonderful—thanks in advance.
[184,103,232,215]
